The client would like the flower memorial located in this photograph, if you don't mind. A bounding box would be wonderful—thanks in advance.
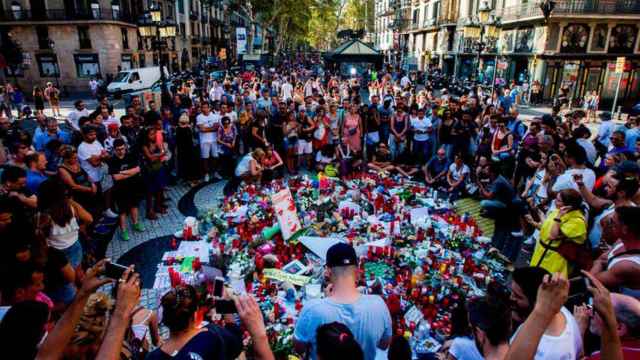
[155,173,511,358]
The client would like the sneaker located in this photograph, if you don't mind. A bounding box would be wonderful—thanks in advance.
[104,209,118,218]
[204,174,210,182]
[213,172,223,180]
[133,222,145,232]
[120,229,130,241]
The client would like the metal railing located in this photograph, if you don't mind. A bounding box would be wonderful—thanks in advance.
[0,8,135,22]
[498,0,640,21]
[554,0,640,14]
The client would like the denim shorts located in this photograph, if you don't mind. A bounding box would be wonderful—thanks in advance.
[62,240,83,269]
[47,283,77,305]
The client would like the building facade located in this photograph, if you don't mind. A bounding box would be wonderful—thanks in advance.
[372,0,640,108]
[0,0,141,92]
[494,0,640,109]
[0,0,229,92]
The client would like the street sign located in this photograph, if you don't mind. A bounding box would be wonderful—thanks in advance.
[615,57,625,73]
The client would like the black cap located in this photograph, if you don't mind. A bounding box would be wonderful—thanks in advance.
[326,243,357,268]
[616,160,640,176]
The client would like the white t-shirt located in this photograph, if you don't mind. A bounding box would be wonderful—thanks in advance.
[196,112,220,143]
[552,167,596,192]
[68,109,89,130]
[235,153,254,177]
[449,163,470,183]
[400,76,411,88]
[223,111,238,124]
[103,115,121,129]
[281,82,293,100]
[511,307,583,360]
[411,116,432,141]
[77,140,105,182]
[315,151,334,165]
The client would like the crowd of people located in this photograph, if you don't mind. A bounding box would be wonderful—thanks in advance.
[0,58,639,360]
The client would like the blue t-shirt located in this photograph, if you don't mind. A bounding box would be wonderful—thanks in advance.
[33,130,71,152]
[449,336,484,360]
[427,157,450,177]
[625,127,640,150]
[26,170,48,193]
[294,295,392,360]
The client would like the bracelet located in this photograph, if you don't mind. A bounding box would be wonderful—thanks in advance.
[554,218,562,223]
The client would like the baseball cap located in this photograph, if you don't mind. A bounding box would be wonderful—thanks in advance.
[326,243,357,268]
[616,160,640,176]
[107,123,119,131]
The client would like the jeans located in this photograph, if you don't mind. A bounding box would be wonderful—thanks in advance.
[413,139,431,164]
[480,199,507,219]
[379,122,390,145]
[388,136,406,159]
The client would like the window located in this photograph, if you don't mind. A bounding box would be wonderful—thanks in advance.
[180,23,186,39]
[74,54,100,78]
[36,25,50,50]
[139,53,146,67]
[36,54,59,77]
[78,26,92,49]
[178,0,184,13]
[121,54,132,70]
[121,28,129,49]
[5,65,24,78]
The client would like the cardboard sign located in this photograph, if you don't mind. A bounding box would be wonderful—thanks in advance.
[299,236,344,261]
[271,188,302,240]
[263,268,311,286]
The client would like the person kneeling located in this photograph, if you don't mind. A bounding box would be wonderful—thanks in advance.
[235,148,265,184]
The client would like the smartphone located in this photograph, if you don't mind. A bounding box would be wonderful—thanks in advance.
[105,262,129,280]
[569,276,590,296]
[213,277,225,298]
[214,299,237,314]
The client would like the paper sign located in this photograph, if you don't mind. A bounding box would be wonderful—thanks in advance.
[299,236,344,261]
[271,188,302,240]
[263,268,311,286]
[410,207,430,226]
[404,305,424,326]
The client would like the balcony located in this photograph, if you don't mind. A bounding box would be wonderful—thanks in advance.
[498,0,640,22]
[202,36,210,44]
[423,18,437,28]
[191,35,200,44]
[0,8,135,23]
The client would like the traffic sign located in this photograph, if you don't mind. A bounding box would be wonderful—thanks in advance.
[615,57,625,73]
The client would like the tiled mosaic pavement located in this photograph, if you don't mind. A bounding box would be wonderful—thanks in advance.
[107,180,228,310]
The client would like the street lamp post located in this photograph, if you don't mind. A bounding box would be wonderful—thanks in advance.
[463,1,500,92]
[48,39,61,90]
[138,5,176,107]
[540,0,556,23]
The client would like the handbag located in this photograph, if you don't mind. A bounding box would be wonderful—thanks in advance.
[536,234,593,271]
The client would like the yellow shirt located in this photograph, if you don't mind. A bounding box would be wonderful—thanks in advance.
[530,209,587,277]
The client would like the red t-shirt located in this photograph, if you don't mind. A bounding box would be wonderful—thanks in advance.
[588,343,640,360]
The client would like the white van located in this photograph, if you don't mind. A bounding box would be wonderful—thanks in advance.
[107,66,168,96]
